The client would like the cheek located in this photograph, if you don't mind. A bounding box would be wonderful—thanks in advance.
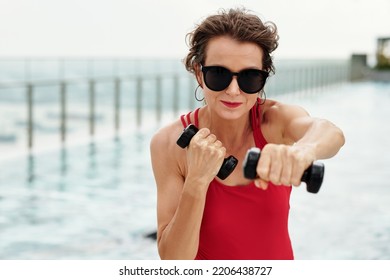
[243,94,260,111]
[203,90,217,103]
[249,94,260,104]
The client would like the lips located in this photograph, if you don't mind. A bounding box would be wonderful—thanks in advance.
[221,101,242,108]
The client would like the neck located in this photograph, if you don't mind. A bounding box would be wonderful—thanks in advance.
[202,107,253,151]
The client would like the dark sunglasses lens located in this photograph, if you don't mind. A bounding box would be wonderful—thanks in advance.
[238,70,267,94]
[204,67,232,91]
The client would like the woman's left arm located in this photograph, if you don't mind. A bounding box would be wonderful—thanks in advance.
[255,103,345,189]
[283,105,345,160]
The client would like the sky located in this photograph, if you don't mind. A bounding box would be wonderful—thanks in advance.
[0,0,389,59]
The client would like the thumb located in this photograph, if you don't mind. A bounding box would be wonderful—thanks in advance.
[254,179,269,190]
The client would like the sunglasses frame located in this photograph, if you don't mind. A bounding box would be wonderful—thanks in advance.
[200,65,269,94]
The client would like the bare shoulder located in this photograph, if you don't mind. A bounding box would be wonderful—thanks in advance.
[261,99,310,121]
[150,120,186,176]
[260,99,311,144]
[150,120,185,154]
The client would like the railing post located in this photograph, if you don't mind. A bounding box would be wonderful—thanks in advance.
[325,65,329,88]
[189,77,196,109]
[292,67,297,93]
[136,77,142,127]
[280,68,288,95]
[302,66,308,94]
[114,78,121,136]
[60,82,67,143]
[156,76,162,124]
[320,66,325,90]
[314,66,320,92]
[303,66,309,94]
[339,64,344,84]
[89,79,95,136]
[25,59,31,82]
[309,66,315,95]
[173,75,179,117]
[27,84,33,150]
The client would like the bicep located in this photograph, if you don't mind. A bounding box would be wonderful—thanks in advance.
[281,104,313,143]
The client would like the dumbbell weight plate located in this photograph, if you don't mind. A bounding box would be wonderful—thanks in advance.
[176,124,198,148]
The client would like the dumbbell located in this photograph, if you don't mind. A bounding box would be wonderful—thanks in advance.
[243,147,325,193]
[176,124,238,180]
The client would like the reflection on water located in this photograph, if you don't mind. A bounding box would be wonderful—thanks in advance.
[27,154,35,184]
[58,148,67,191]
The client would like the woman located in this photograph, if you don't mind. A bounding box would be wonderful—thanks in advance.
[150,8,345,260]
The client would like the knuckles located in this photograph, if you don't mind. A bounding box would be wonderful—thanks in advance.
[189,130,225,159]
[256,144,312,186]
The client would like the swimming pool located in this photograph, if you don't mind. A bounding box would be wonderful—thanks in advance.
[0,132,159,259]
[0,81,389,259]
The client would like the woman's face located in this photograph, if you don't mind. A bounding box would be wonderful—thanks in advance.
[197,36,265,121]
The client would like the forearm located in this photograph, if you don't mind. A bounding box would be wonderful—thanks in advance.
[295,118,345,160]
[158,179,207,260]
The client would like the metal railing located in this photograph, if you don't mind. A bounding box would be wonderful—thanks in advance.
[0,59,350,151]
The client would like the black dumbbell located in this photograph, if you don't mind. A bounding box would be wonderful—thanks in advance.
[177,124,238,180]
[243,147,325,193]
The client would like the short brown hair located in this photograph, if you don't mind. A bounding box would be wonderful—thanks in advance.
[184,8,279,74]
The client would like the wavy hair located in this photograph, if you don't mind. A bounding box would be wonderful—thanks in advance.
[184,8,279,74]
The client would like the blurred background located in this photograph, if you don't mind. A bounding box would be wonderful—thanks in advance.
[0,0,389,259]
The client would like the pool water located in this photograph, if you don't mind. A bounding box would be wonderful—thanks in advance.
[284,81,390,259]
[0,81,389,259]
[0,132,159,259]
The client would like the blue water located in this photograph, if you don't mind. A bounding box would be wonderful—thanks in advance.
[283,81,390,259]
[0,81,389,259]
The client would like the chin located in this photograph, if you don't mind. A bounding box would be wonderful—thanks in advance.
[217,106,248,121]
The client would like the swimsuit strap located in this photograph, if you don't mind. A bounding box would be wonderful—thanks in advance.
[180,108,200,128]
[251,98,268,149]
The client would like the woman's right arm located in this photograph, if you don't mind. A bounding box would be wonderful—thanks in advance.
[150,124,225,259]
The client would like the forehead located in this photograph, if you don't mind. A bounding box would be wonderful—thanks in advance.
[204,36,264,69]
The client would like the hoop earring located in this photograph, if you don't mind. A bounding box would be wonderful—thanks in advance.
[258,90,266,105]
[194,85,204,102]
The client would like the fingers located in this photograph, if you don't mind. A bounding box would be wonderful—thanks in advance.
[192,128,223,151]
[256,144,284,187]
[254,178,269,190]
[186,128,226,182]
[192,128,212,147]
[254,144,314,189]
[280,148,293,186]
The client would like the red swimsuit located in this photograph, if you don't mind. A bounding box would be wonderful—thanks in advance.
[180,102,294,260]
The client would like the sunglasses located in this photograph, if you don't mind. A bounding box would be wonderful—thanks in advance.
[201,65,269,94]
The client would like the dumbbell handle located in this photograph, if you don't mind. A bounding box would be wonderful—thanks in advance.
[177,124,238,180]
[243,147,324,193]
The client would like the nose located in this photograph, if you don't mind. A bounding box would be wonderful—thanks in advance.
[225,76,241,96]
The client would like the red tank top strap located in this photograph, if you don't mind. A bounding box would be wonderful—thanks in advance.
[180,115,187,128]
[180,108,200,128]
[186,112,191,127]
[194,107,200,127]
[251,98,268,149]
